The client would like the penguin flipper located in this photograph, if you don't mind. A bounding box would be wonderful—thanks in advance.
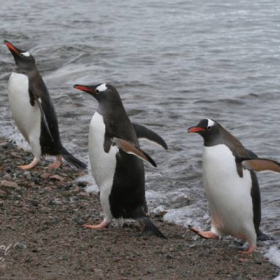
[241,158,280,173]
[132,123,168,150]
[112,137,157,167]
[29,88,54,142]
[138,216,166,239]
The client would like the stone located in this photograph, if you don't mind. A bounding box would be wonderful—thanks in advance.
[0,180,18,188]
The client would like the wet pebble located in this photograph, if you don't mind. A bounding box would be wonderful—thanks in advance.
[14,242,27,250]
[72,186,80,193]
[77,181,87,187]
[0,180,18,188]
[31,177,40,184]
[48,198,62,205]
[70,196,79,202]
[3,173,12,180]
[40,172,50,179]
[29,200,39,206]
[0,264,7,270]
[23,171,31,180]
[74,218,85,225]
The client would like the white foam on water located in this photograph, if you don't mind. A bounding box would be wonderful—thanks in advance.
[264,246,280,279]
[0,125,29,150]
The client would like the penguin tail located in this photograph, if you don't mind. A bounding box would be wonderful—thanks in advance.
[60,147,87,170]
[257,230,273,241]
[138,216,166,239]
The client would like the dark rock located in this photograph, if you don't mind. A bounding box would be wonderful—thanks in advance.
[30,200,39,206]
[77,181,87,187]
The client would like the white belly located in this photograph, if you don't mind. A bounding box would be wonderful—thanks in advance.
[203,144,256,244]
[88,112,118,222]
[8,72,41,159]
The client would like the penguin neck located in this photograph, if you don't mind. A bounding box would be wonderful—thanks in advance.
[97,99,127,120]
[203,128,246,167]
[12,66,38,76]
[96,102,136,142]
[203,126,236,148]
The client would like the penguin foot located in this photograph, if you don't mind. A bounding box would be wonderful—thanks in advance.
[239,245,255,254]
[84,220,110,229]
[188,225,218,239]
[238,245,255,254]
[18,158,39,170]
[48,156,63,169]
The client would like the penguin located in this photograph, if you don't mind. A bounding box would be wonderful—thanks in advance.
[74,83,166,238]
[188,118,280,253]
[4,40,86,170]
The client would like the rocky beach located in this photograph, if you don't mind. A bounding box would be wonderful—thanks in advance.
[0,137,279,280]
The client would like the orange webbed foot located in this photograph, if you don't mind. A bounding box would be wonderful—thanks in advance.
[18,158,39,170]
[188,225,219,239]
[84,220,110,229]
[47,155,62,169]
[239,244,255,254]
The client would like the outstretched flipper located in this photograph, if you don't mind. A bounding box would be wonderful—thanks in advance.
[112,137,157,167]
[138,216,166,239]
[241,158,280,173]
[132,123,168,150]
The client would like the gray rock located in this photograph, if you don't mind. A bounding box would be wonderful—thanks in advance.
[3,173,12,181]
[0,180,18,188]
[14,242,27,250]
[23,171,32,180]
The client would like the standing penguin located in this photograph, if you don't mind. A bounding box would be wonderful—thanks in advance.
[74,83,166,238]
[4,40,86,170]
[188,118,280,252]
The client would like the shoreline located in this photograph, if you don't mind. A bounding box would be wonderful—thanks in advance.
[0,136,279,279]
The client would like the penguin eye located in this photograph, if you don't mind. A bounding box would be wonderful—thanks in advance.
[207,126,212,130]
[95,89,100,94]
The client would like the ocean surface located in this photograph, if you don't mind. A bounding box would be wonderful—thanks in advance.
[1,0,280,273]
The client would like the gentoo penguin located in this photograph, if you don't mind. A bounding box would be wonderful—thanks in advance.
[4,40,86,170]
[188,118,280,252]
[74,83,166,238]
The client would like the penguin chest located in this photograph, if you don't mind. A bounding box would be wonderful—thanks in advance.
[8,72,41,143]
[88,112,118,192]
[202,145,255,239]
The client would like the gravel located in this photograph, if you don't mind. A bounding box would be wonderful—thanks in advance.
[0,137,279,280]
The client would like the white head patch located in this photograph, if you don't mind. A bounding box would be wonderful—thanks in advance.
[207,119,215,127]
[21,51,31,57]
[96,83,107,92]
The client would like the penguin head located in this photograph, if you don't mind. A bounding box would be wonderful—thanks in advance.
[74,83,121,103]
[188,119,221,143]
[4,40,36,70]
